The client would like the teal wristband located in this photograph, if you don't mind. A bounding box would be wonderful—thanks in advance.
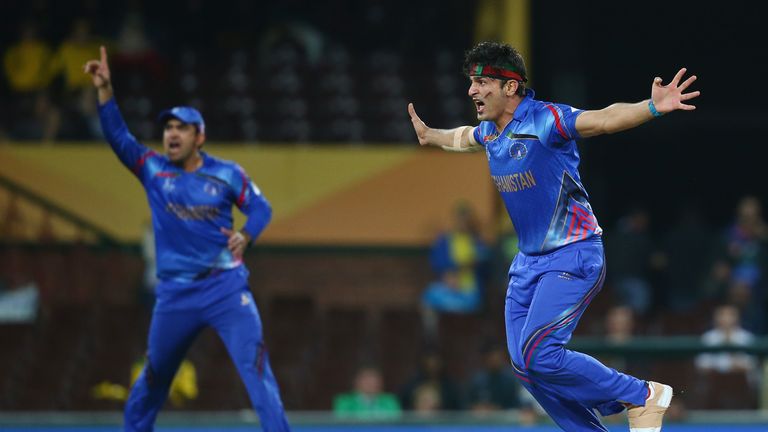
[648,100,664,118]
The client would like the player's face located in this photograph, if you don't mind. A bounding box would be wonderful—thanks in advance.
[468,76,505,121]
[163,119,204,164]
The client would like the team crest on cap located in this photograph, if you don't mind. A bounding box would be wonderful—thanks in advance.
[509,141,528,160]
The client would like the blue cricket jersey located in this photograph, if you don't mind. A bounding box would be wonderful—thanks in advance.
[98,99,271,283]
[473,90,602,255]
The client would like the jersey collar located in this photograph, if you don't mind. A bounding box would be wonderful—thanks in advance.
[512,89,535,123]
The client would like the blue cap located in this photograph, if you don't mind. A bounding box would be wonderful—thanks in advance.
[158,106,206,134]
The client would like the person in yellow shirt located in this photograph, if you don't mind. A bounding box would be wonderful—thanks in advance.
[92,356,198,408]
[3,23,53,93]
[49,18,105,92]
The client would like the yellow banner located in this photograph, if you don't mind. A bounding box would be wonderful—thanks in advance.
[0,144,495,245]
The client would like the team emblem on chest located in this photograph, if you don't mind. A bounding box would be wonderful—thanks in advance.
[162,178,176,192]
[509,141,528,160]
[204,183,220,196]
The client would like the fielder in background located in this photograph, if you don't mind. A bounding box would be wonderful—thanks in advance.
[85,46,290,432]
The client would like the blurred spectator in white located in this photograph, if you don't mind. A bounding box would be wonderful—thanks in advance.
[0,274,39,323]
[695,304,759,409]
[695,304,757,376]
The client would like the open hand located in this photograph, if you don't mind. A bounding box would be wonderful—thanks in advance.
[651,68,700,114]
[408,103,431,146]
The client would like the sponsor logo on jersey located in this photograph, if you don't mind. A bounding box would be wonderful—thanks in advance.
[241,293,251,306]
[155,171,180,178]
[165,203,220,221]
[162,178,176,192]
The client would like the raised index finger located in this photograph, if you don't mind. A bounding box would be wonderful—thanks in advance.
[100,45,108,67]
[407,103,420,120]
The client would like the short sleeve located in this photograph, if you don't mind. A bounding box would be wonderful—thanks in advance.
[539,103,584,149]
[473,121,496,147]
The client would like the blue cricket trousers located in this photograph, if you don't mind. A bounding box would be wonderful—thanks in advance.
[505,238,647,431]
[124,267,290,432]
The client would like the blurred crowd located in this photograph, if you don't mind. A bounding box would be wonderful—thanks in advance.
[0,1,474,143]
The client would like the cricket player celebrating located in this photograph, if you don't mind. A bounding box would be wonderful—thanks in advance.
[85,46,290,432]
[408,41,699,431]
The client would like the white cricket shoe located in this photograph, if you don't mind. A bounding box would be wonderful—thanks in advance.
[627,381,673,432]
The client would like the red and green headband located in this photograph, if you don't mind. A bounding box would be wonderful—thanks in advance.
[469,63,527,82]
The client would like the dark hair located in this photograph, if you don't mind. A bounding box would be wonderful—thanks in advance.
[463,41,527,96]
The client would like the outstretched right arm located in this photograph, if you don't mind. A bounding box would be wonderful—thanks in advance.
[84,46,153,177]
[408,103,482,152]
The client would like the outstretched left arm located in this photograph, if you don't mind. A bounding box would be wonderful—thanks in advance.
[575,68,700,138]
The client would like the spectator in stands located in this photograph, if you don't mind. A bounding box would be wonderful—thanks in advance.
[399,350,463,410]
[421,265,482,339]
[599,305,649,378]
[48,18,106,140]
[604,305,635,345]
[604,206,657,315]
[422,264,481,312]
[92,355,198,407]
[695,304,757,375]
[711,196,768,333]
[429,202,490,295]
[659,202,714,311]
[3,22,61,141]
[3,22,53,94]
[422,202,489,336]
[411,383,441,416]
[112,12,167,81]
[50,18,105,93]
[466,342,522,412]
[333,365,401,419]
